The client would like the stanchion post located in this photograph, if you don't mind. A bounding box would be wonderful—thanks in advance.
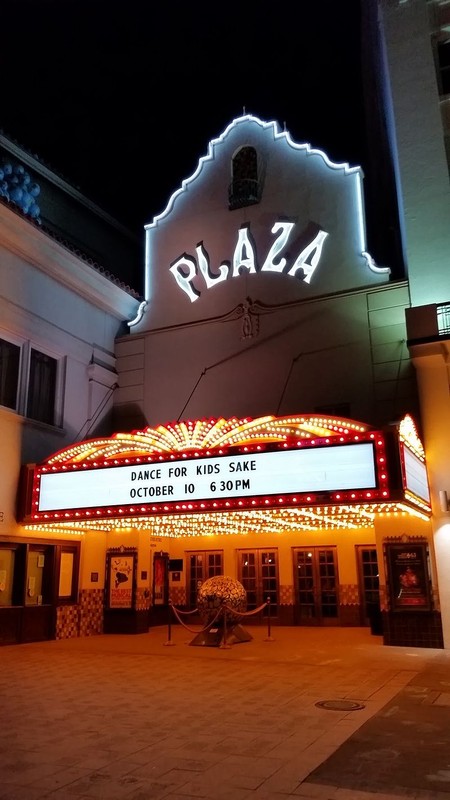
[164,599,175,646]
[220,601,231,649]
[264,596,275,642]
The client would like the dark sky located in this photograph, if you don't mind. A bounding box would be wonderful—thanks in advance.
[1,0,365,238]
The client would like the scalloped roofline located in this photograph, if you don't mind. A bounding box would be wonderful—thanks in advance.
[145,114,362,230]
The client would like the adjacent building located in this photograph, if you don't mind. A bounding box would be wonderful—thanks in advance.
[372,0,450,648]
[0,135,141,642]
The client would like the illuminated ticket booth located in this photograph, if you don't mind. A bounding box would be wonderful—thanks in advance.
[16,412,442,648]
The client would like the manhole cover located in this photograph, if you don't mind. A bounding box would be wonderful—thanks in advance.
[315,700,365,711]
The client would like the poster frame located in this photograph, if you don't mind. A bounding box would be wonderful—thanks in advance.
[385,541,432,612]
[105,548,137,610]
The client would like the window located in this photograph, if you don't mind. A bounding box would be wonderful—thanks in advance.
[58,545,80,604]
[357,547,379,607]
[437,39,450,95]
[26,348,57,424]
[187,551,223,608]
[293,547,339,624]
[0,545,18,606]
[0,338,20,410]
[437,302,450,335]
[238,549,278,617]
[229,146,260,209]
[0,335,61,426]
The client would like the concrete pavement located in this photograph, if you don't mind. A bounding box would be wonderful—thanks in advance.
[1,624,450,800]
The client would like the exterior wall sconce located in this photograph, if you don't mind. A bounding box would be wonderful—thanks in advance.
[439,491,449,513]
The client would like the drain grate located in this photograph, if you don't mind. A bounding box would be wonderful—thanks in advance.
[315,699,365,711]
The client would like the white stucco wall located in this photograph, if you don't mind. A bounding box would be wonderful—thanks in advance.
[139,116,389,331]
[380,0,450,306]
[116,116,415,431]
[0,202,139,535]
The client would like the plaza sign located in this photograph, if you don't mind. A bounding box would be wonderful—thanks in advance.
[169,221,328,302]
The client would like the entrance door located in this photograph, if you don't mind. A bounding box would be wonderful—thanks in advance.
[187,551,223,608]
[237,549,278,618]
[22,544,56,642]
[149,551,169,627]
[293,547,339,625]
[356,546,380,629]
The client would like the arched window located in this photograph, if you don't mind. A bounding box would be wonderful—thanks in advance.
[229,146,260,209]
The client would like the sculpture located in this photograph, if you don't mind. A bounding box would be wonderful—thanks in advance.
[190,575,252,647]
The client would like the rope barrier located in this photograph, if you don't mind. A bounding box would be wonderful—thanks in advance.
[170,605,200,616]
[164,597,275,647]
[169,602,224,634]
[221,600,268,617]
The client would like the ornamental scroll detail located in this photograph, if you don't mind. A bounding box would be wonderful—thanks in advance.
[240,297,260,340]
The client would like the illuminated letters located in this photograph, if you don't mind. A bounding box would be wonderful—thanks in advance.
[287,230,328,284]
[169,254,201,303]
[196,244,228,288]
[261,222,295,272]
[232,227,257,277]
[169,220,328,302]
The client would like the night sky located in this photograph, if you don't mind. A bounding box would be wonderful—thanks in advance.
[1,0,366,238]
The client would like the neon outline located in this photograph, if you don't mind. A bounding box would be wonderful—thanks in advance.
[134,114,390,320]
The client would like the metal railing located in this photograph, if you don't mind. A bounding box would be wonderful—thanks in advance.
[228,178,260,209]
[437,302,450,335]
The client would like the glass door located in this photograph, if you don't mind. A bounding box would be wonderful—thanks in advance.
[293,547,339,625]
[21,544,55,642]
[187,551,223,608]
[356,546,381,630]
[237,549,278,617]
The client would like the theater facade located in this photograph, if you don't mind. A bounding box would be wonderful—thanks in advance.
[5,115,444,648]
[16,409,439,648]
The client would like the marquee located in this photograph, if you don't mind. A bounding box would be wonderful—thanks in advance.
[19,414,430,534]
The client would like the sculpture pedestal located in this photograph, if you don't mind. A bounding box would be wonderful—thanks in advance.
[189,623,252,648]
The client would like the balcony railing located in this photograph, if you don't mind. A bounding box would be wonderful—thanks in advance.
[228,178,260,210]
[437,303,450,335]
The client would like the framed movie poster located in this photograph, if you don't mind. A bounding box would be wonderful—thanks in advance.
[152,551,169,606]
[386,542,431,612]
[106,549,136,610]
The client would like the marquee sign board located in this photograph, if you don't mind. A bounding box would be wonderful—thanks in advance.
[28,438,387,523]
[399,442,430,504]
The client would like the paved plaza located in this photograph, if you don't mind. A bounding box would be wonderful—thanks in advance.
[2,624,450,800]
